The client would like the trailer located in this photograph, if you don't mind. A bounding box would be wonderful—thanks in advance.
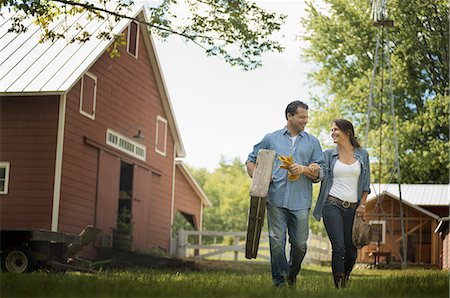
[1,226,99,273]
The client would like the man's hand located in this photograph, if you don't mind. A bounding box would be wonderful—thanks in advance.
[288,163,304,176]
[246,161,255,178]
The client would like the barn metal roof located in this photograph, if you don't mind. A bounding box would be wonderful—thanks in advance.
[368,184,449,206]
[0,3,143,93]
[0,4,186,157]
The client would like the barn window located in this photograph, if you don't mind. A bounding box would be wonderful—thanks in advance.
[0,162,10,194]
[369,220,386,244]
[127,21,139,58]
[79,72,97,120]
[106,129,146,161]
[155,115,167,156]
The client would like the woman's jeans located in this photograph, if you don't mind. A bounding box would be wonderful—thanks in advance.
[267,204,309,286]
[323,199,357,274]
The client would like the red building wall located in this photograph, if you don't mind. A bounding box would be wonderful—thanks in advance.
[174,166,202,230]
[0,96,59,229]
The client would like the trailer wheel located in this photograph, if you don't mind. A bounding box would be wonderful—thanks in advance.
[1,245,36,273]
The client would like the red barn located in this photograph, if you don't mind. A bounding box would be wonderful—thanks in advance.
[0,5,211,259]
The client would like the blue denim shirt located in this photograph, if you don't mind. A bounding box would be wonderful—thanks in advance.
[313,146,371,221]
[247,127,326,211]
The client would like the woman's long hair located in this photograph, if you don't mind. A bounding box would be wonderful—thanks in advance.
[333,119,361,148]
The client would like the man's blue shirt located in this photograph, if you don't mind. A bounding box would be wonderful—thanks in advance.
[247,127,326,211]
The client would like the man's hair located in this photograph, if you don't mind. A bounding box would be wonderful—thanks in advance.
[285,100,309,120]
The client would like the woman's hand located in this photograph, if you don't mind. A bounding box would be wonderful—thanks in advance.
[308,162,320,173]
[356,205,365,218]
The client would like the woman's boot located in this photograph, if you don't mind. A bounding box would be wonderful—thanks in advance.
[343,272,351,287]
[333,273,345,289]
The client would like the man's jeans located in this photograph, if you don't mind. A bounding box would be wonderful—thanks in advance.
[267,204,309,286]
[322,199,357,274]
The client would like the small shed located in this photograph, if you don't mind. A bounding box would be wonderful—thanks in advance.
[359,184,449,268]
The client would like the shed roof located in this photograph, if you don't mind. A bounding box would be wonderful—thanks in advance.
[0,4,185,156]
[368,184,449,206]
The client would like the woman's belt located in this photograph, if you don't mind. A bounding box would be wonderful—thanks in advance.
[327,195,358,209]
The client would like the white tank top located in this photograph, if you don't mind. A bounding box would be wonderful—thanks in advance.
[329,159,361,202]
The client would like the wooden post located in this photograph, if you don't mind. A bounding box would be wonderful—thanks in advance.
[178,229,187,258]
[431,220,438,265]
[234,235,240,261]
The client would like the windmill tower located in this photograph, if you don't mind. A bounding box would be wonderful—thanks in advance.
[365,0,407,269]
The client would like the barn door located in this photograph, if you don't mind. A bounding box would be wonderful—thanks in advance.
[95,150,120,247]
[131,166,152,251]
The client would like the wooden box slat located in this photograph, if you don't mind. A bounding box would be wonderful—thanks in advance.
[249,149,275,198]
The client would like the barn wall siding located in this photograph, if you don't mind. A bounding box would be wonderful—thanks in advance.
[0,96,59,229]
[174,167,202,229]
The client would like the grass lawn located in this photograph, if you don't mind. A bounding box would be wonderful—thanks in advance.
[1,261,448,297]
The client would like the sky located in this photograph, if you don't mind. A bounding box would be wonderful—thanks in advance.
[153,1,325,171]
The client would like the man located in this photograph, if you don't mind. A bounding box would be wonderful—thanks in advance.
[246,100,326,287]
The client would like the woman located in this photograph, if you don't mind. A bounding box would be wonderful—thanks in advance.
[313,119,371,288]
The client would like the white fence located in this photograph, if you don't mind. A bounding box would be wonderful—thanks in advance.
[174,230,331,264]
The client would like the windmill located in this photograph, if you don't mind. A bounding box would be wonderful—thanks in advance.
[365,0,407,269]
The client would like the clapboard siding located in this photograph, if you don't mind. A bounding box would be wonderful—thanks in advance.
[0,96,59,229]
[174,167,202,229]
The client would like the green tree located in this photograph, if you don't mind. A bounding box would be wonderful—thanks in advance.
[192,157,251,232]
[302,0,449,183]
[1,0,285,70]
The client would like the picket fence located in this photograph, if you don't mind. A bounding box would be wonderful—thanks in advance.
[174,230,331,264]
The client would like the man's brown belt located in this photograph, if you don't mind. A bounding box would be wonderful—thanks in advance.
[327,195,358,209]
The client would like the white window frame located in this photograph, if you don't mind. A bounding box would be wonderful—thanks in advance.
[79,72,97,120]
[106,129,146,161]
[155,115,167,156]
[127,21,139,59]
[0,162,11,195]
[369,220,386,244]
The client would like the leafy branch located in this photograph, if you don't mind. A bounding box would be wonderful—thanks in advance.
[1,0,286,70]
